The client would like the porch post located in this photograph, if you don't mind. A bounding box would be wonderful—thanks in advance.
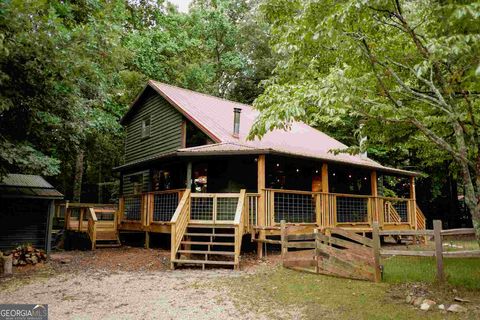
[257,154,266,258]
[321,163,330,227]
[371,171,378,224]
[410,176,417,229]
[321,163,329,193]
[186,162,192,190]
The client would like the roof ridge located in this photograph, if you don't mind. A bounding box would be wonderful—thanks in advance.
[150,80,253,110]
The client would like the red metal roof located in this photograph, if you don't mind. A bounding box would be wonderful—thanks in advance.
[120,81,417,176]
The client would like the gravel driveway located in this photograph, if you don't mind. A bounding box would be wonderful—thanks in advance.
[0,269,267,320]
[0,249,288,320]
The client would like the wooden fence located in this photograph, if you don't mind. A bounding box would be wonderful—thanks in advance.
[281,221,381,282]
[379,220,480,282]
[281,219,479,283]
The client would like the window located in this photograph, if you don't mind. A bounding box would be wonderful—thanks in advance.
[129,174,143,195]
[141,117,151,139]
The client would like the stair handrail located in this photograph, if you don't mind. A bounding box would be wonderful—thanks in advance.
[170,189,191,269]
[415,204,426,229]
[233,189,246,269]
[87,207,98,250]
[385,201,402,223]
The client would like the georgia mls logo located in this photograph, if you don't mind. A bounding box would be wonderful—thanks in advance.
[0,304,48,320]
[32,305,47,318]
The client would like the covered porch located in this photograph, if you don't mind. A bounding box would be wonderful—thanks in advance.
[116,152,425,241]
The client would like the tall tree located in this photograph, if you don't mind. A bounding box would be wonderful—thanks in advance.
[0,0,127,200]
[250,1,480,238]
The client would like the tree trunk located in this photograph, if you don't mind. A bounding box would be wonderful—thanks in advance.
[73,149,84,202]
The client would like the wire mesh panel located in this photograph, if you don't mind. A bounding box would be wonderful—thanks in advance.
[97,210,115,221]
[336,196,368,223]
[124,196,142,221]
[153,192,179,222]
[216,197,238,221]
[273,192,315,223]
[190,196,214,221]
[392,200,408,222]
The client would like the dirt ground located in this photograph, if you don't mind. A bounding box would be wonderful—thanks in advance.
[0,248,288,320]
[1,247,478,320]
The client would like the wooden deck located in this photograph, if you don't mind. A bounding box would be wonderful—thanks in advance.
[62,186,425,269]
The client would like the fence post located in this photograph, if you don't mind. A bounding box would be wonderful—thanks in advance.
[280,220,287,261]
[433,220,444,282]
[372,222,381,283]
[314,228,320,274]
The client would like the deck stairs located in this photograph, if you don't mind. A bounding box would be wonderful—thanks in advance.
[171,224,237,269]
[93,231,121,248]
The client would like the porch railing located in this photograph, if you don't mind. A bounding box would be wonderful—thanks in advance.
[264,188,416,228]
[246,193,259,230]
[118,189,185,227]
[190,193,241,223]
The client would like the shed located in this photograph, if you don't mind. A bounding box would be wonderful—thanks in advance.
[0,174,63,254]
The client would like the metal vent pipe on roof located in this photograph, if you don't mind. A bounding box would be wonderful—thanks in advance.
[233,108,241,138]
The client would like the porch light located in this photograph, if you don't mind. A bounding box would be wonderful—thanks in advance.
[276,163,280,167]
[296,169,300,172]
[315,170,319,173]
[348,174,352,178]
[332,173,336,176]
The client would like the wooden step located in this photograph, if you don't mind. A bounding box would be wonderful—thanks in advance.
[178,250,235,256]
[180,241,234,246]
[95,243,121,248]
[96,231,118,241]
[172,259,236,266]
[184,233,234,237]
[187,224,235,229]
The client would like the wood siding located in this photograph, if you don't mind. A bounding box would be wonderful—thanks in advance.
[124,90,183,164]
[122,171,150,195]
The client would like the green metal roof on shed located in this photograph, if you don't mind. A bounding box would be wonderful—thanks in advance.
[0,174,63,199]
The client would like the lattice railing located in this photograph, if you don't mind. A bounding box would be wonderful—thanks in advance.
[335,195,370,223]
[123,195,142,221]
[272,191,316,223]
[381,198,411,224]
[247,193,259,227]
[151,191,180,222]
[189,193,243,223]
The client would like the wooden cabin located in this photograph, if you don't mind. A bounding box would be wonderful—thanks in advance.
[66,81,426,269]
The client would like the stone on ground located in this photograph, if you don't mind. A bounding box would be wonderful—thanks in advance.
[447,304,467,313]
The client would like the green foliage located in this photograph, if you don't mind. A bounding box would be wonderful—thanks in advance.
[0,0,273,199]
[251,0,480,228]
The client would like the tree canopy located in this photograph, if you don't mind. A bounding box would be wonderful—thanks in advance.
[250,0,480,236]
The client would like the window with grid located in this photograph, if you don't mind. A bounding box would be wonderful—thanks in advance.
[190,197,213,221]
[393,201,408,222]
[216,197,238,221]
[336,197,368,223]
[124,196,141,220]
[274,193,315,223]
[153,193,179,221]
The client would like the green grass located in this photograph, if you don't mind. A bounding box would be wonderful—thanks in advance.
[218,266,478,320]
[214,255,480,319]
[383,256,480,290]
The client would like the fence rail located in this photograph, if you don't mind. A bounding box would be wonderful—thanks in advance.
[379,221,480,282]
